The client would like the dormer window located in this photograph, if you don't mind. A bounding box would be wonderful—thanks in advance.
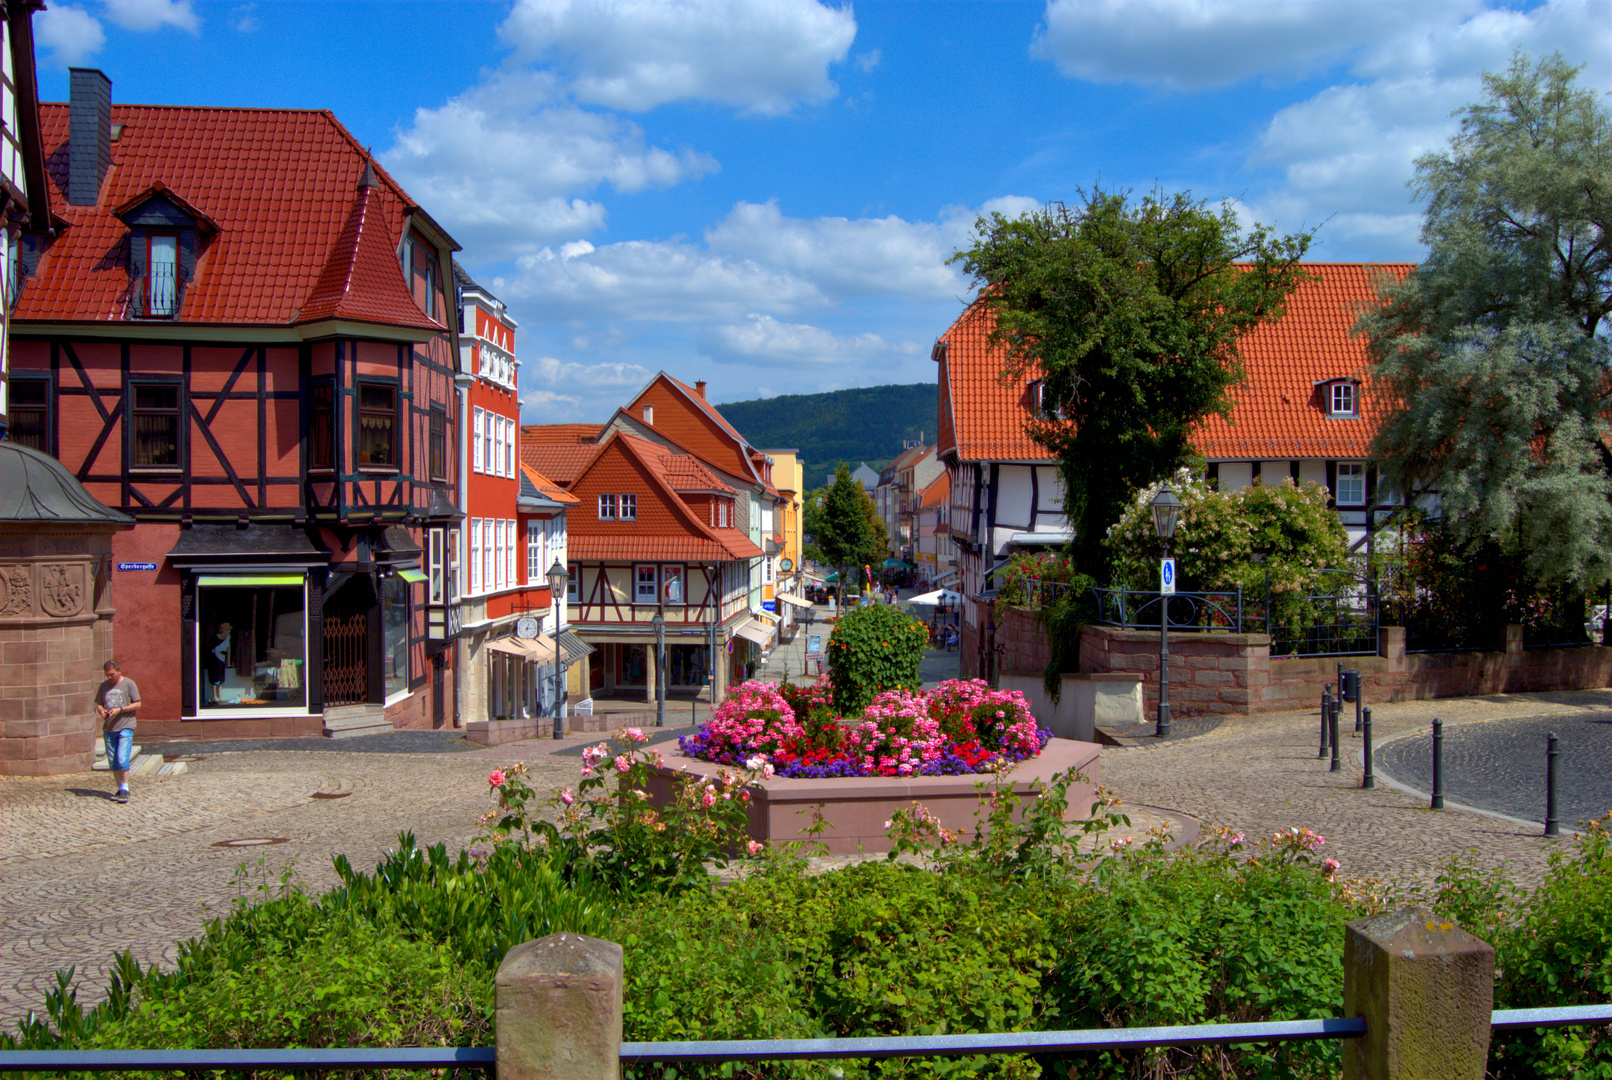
[1324,380,1359,418]
[147,235,178,316]
[115,183,219,322]
[1029,378,1064,420]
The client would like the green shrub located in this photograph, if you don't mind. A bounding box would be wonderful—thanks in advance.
[827,602,929,714]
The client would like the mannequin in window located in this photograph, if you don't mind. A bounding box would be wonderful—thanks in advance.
[205,622,232,704]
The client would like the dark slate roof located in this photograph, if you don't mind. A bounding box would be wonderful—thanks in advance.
[165,523,328,566]
[0,442,134,524]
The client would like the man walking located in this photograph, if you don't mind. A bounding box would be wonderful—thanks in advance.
[94,659,140,803]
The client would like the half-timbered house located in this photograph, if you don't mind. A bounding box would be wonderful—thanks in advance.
[522,427,765,704]
[7,70,465,737]
[0,0,50,440]
[935,263,1416,680]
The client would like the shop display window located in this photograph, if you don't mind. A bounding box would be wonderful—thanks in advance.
[383,575,410,699]
[199,582,306,709]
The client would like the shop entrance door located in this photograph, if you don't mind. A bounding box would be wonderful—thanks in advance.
[323,577,373,706]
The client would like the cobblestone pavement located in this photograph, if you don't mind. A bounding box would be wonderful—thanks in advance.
[1096,688,1612,902]
[1376,710,1612,826]
[5,684,1609,1032]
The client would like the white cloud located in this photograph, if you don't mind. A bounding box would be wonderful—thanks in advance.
[697,314,921,367]
[1033,0,1450,91]
[855,48,880,73]
[498,0,857,114]
[1244,0,1612,255]
[101,0,199,33]
[704,200,966,301]
[35,5,105,67]
[381,70,718,261]
[229,4,257,33]
[526,356,654,391]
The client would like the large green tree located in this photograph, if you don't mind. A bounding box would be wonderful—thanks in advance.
[814,463,887,600]
[1361,53,1612,588]
[953,189,1313,576]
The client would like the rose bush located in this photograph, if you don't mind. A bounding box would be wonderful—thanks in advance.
[679,678,1053,779]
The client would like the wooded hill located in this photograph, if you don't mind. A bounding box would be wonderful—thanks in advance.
[715,383,939,487]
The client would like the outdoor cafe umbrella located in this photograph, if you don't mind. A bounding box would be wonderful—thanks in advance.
[880,557,912,569]
[906,588,961,607]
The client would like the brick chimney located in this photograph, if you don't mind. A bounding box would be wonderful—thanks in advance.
[68,68,112,207]
[694,380,707,400]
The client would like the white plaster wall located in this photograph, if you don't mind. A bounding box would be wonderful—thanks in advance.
[1220,462,1254,490]
[1260,461,1290,483]
[996,466,1035,528]
[1298,459,1328,489]
[1034,466,1068,528]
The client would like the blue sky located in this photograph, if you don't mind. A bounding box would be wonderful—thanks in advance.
[32,0,1611,423]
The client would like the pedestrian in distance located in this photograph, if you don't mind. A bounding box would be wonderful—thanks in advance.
[94,659,140,803]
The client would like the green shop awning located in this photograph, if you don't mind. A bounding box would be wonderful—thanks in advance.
[396,568,428,584]
[195,574,305,587]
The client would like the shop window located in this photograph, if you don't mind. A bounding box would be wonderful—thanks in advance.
[662,565,684,605]
[356,381,398,469]
[308,381,334,471]
[1336,462,1366,506]
[635,564,658,604]
[7,377,50,452]
[198,580,306,710]
[615,643,647,686]
[130,381,181,469]
[382,574,410,700]
[429,406,447,481]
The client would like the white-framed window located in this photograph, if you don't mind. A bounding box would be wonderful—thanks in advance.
[483,519,495,591]
[527,519,543,583]
[1330,381,1358,417]
[635,564,658,604]
[620,494,637,521]
[599,493,617,521]
[496,417,507,477]
[448,529,460,603]
[469,518,482,593]
[1335,462,1366,506]
[472,408,485,475]
[763,558,773,584]
[428,528,444,604]
[505,519,516,587]
[566,565,578,603]
[662,565,684,605]
[505,421,515,478]
[718,501,728,529]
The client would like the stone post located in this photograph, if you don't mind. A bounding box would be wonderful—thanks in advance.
[1378,626,1406,672]
[1342,907,1495,1080]
[496,934,623,1080]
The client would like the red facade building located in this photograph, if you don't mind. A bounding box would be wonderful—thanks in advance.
[7,70,464,736]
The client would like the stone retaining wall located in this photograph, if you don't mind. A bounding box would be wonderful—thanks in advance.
[993,605,1612,716]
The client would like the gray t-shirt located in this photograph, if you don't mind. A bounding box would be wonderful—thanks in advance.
[96,677,140,732]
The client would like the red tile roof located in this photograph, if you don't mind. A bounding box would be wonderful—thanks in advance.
[522,423,604,445]
[17,103,445,330]
[655,451,734,494]
[521,443,602,485]
[570,535,759,562]
[937,263,1414,464]
[520,463,580,505]
[1194,263,1412,460]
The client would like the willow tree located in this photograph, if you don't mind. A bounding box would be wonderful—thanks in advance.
[953,190,1313,577]
[1361,52,1612,589]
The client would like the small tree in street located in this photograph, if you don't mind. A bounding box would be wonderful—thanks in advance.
[1361,52,1612,592]
[953,189,1314,578]
[815,463,887,605]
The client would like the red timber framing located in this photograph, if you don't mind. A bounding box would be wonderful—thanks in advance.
[7,83,466,733]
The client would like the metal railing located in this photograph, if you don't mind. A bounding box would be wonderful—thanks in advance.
[5,1006,1610,1072]
[1089,586,1248,634]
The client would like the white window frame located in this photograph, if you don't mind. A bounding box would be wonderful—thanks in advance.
[469,518,482,593]
[635,564,658,604]
[428,528,444,604]
[495,417,506,478]
[662,564,684,605]
[1330,381,1358,417]
[483,519,495,592]
[504,419,515,478]
[620,493,637,522]
[505,519,516,588]
[1336,462,1367,506]
[527,519,542,583]
[472,408,485,475]
[448,529,460,603]
[599,493,616,521]
[718,501,728,529]
[566,566,578,603]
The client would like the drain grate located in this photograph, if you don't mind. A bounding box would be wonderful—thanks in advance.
[212,837,290,848]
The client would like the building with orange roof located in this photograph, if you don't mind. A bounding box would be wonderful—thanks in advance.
[936,263,1413,678]
[912,470,955,587]
[6,70,467,737]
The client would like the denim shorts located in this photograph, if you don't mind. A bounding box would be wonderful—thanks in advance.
[103,728,134,771]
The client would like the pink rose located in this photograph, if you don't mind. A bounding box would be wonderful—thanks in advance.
[560,788,574,806]
[621,727,646,743]
[488,769,506,788]
[746,840,764,856]
[614,755,631,774]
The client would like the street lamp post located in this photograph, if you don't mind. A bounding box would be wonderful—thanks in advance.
[546,558,568,740]
[651,609,666,728]
[1151,486,1182,739]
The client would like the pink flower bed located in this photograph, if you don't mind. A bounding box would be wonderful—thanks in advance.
[679,677,1052,778]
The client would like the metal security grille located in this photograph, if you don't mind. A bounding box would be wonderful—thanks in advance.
[322,612,367,705]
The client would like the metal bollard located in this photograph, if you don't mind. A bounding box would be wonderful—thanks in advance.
[1361,707,1375,789]
[1320,686,1333,759]
[1544,732,1560,837]
[1431,717,1445,810]
[1329,697,1341,772]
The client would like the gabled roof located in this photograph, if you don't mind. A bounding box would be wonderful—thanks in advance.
[626,372,775,494]
[919,471,949,509]
[519,463,580,508]
[656,452,735,494]
[935,297,1053,463]
[935,263,1415,465]
[17,103,451,328]
[522,423,604,445]
[112,181,220,234]
[1194,264,1412,460]
[521,443,602,486]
